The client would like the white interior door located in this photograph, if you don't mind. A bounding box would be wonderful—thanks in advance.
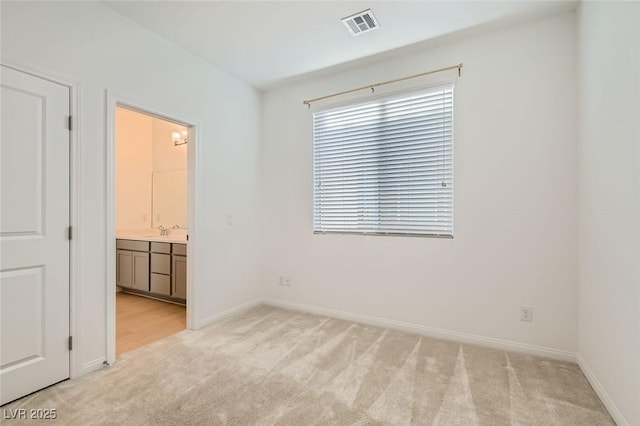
[0,65,70,405]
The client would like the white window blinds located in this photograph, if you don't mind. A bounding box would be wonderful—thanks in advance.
[313,85,454,237]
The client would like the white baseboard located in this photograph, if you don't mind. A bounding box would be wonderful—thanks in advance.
[577,355,628,426]
[81,357,107,375]
[263,298,577,363]
[197,298,263,329]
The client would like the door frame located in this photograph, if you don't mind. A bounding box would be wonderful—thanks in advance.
[105,92,198,365]
[1,59,81,379]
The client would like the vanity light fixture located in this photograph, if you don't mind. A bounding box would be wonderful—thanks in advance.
[172,130,188,146]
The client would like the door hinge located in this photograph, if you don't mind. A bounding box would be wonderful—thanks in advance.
[68,116,73,131]
[67,226,72,240]
[68,336,73,351]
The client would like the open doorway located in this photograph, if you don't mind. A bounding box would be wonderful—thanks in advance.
[110,105,193,358]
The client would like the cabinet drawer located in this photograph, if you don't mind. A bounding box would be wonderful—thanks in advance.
[150,253,171,274]
[150,273,171,296]
[151,242,171,254]
[172,243,187,256]
[116,239,149,252]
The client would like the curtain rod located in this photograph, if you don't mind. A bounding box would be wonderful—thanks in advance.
[303,63,463,107]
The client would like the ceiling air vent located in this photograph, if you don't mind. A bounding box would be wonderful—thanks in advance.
[341,9,379,36]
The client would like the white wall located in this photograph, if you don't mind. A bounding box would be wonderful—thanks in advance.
[1,1,263,372]
[261,13,578,354]
[577,2,640,425]
[115,108,153,229]
[115,109,187,230]
[150,116,187,228]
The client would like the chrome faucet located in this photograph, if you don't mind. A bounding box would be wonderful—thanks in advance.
[158,225,168,236]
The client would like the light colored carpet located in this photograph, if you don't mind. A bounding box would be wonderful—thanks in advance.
[3,305,613,425]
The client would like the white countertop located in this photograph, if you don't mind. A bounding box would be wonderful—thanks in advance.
[116,230,187,244]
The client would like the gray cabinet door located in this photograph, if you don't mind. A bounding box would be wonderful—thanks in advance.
[116,250,133,288]
[172,255,187,300]
[132,252,150,291]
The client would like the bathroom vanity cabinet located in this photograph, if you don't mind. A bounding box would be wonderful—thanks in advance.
[116,239,186,304]
[116,240,150,292]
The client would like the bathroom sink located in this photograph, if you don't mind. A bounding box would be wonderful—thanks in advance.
[140,234,187,242]
[116,232,187,242]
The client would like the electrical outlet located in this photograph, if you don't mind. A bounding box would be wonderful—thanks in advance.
[521,306,533,322]
[278,276,292,287]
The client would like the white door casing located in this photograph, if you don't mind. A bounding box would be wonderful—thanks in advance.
[0,65,70,405]
[106,94,198,365]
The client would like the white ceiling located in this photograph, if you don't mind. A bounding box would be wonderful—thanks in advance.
[103,1,576,89]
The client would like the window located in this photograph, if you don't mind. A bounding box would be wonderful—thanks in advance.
[313,85,454,237]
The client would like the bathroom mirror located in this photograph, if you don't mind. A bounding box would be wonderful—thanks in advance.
[152,169,187,228]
